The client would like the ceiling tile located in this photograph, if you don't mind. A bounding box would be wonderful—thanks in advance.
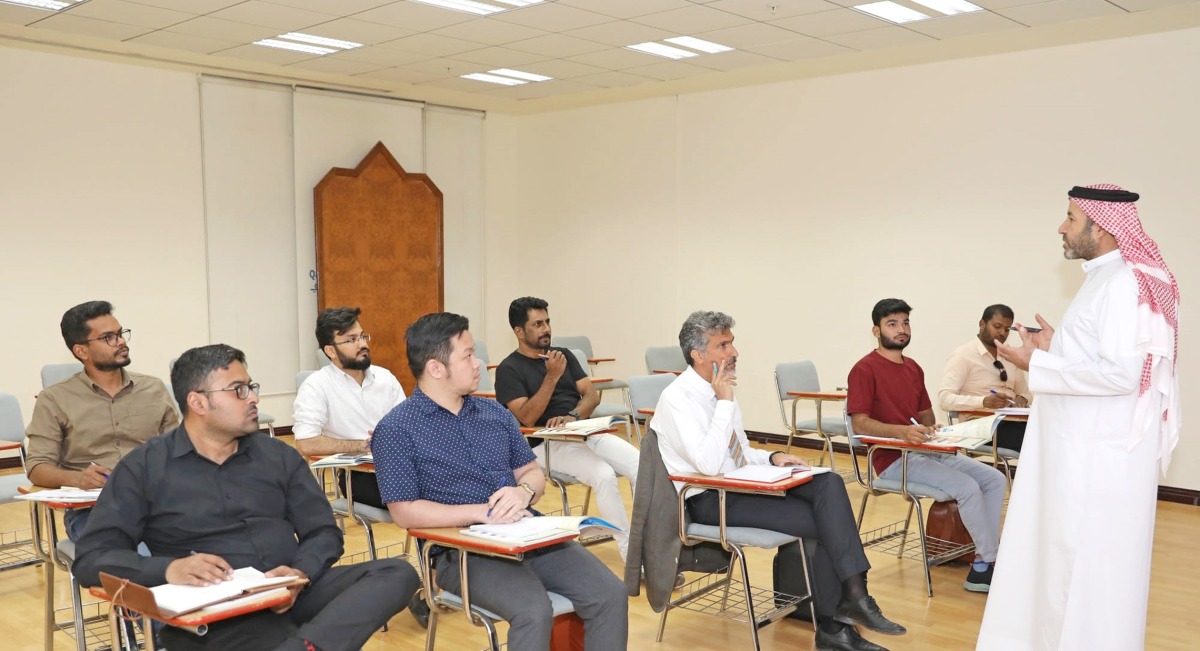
[631,5,756,33]
[745,35,855,60]
[509,58,607,79]
[823,25,936,49]
[383,32,486,57]
[769,8,893,37]
[70,0,198,29]
[572,70,657,88]
[905,11,1026,39]
[997,0,1129,25]
[492,3,614,31]
[214,42,321,64]
[401,56,484,76]
[266,0,397,13]
[165,16,281,42]
[697,22,810,49]
[125,0,244,12]
[969,0,1052,8]
[127,30,240,54]
[449,46,547,67]
[208,1,336,31]
[623,59,712,80]
[286,56,386,76]
[430,17,548,46]
[705,0,840,20]
[506,33,610,57]
[0,4,52,26]
[327,44,430,66]
[567,46,668,70]
[688,49,783,71]
[355,66,447,84]
[300,17,416,45]
[483,79,599,100]
[557,0,694,20]
[353,2,477,31]
[31,14,153,40]
[1107,0,1196,10]
[420,76,507,92]
[563,20,678,47]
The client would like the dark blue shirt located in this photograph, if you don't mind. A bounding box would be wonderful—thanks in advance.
[372,388,536,505]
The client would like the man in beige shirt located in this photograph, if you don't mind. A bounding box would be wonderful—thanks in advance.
[938,304,1031,452]
[25,300,178,539]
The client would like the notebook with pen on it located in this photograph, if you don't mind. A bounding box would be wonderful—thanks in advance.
[930,415,998,448]
[99,568,307,619]
[461,516,622,546]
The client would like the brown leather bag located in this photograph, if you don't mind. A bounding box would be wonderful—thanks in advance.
[925,501,975,564]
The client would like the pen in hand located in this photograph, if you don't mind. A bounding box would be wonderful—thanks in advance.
[89,461,110,479]
[989,390,1016,406]
[910,417,932,441]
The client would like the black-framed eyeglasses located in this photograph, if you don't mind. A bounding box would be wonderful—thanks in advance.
[87,329,132,347]
[334,333,371,346]
[993,360,1008,383]
[198,383,260,400]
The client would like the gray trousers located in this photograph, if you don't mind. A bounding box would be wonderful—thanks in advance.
[879,452,1007,561]
[435,541,628,651]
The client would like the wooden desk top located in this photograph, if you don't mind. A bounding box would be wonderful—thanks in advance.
[651,369,682,375]
[786,391,847,401]
[855,436,959,454]
[0,441,21,451]
[636,408,654,415]
[17,485,99,509]
[519,427,616,441]
[668,471,816,493]
[408,526,577,557]
[587,357,616,364]
[88,585,293,627]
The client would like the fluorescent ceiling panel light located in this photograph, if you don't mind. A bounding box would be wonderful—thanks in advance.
[664,36,733,54]
[493,0,544,6]
[279,33,363,50]
[410,0,505,15]
[253,39,336,55]
[910,0,982,14]
[854,1,930,23]
[489,68,553,82]
[462,72,527,86]
[626,42,698,60]
[0,0,72,10]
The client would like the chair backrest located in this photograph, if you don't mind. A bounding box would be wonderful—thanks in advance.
[41,362,83,389]
[568,349,591,377]
[0,393,24,445]
[317,350,331,368]
[297,370,316,390]
[645,346,686,374]
[162,382,181,419]
[553,336,593,359]
[627,374,675,420]
[474,340,490,366]
[477,365,495,393]
[774,361,821,429]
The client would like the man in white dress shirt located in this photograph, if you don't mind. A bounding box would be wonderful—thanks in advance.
[978,185,1180,650]
[293,307,405,509]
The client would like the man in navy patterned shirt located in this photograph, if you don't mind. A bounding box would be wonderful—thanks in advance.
[372,312,628,650]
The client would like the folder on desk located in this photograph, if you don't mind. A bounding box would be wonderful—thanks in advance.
[100,568,307,618]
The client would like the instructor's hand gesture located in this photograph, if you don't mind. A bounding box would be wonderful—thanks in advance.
[996,314,1055,371]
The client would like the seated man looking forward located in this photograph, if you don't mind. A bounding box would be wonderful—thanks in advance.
[373,312,628,651]
[25,300,178,540]
[652,311,904,651]
[293,306,406,509]
[74,344,416,651]
[848,298,1007,593]
[938,303,1031,453]
[494,296,639,562]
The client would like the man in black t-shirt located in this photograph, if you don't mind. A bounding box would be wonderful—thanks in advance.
[494,297,640,562]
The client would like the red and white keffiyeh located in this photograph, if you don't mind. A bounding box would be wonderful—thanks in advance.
[1071,184,1180,473]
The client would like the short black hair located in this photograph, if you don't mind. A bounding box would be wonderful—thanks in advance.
[981,304,1014,322]
[60,300,114,353]
[170,344,246,416]
[508,297,549,329]
[871,298,913,327]
[316,307,362,351]
[405,312,470,380]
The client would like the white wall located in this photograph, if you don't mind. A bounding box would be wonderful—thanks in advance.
[488,27,1200,490]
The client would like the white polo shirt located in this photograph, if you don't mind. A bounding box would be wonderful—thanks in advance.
[292,364,406,441]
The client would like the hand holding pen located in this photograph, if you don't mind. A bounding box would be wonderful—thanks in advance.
[904,417,935,444]
[79,462,110,489]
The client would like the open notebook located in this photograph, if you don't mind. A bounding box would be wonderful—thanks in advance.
[462,516,621,546]
[146,567,307,617]
[535,415,625,436]
[722,465,833,484]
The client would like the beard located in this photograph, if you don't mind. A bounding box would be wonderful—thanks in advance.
[880,334,909,350]
[524,332,551,352]
[94,356,132,372]
[1063,230,1099,260]
[337,348,372,371]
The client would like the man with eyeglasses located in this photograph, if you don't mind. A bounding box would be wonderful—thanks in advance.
[74,344,417,651]
[847,298,1006,593]
[25,300,179,540]
[937,304,1031,453]
[292,307,405,509]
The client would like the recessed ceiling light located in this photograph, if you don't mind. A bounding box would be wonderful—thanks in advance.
[462,72,527,86]
[626,42,699,60]
[489,68,553,82]
[278,33,363,50]
[0,0,74,10]
[493,0,545,6]
[664,36,733,54]
[854,1,930,23]
[910,0,983,15]
[252,39,336,56]
[410,0,507,15]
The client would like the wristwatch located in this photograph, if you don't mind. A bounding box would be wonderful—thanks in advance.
[518,482,536,503]
[567,410,580,420]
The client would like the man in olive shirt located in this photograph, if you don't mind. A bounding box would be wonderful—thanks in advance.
[25,300,178,539]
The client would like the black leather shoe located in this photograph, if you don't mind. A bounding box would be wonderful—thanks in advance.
[815,625,890,651]
[834,595,906,635]
[409,591,431,628]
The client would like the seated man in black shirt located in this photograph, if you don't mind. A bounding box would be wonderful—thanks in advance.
[74,344,417,651]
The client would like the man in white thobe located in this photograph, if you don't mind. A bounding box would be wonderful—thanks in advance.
[977,185,1180,651]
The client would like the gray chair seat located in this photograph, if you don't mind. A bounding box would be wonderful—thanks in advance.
[258,412,275,425]
[591,379,628,391]
[971,444,1020,459]
[57,539,76,562]
[548,471,582,485]
[590,403,629,420]
[791,418,847,436]
[686,524,797,549]
[330,499,392,523]
[869,478,953,502]
[437,589,575,620]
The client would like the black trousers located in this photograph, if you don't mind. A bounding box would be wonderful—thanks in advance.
[159,558,418,651]
[335,469,385,509]
[686,472,870,618]
[994,420,1026,454]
